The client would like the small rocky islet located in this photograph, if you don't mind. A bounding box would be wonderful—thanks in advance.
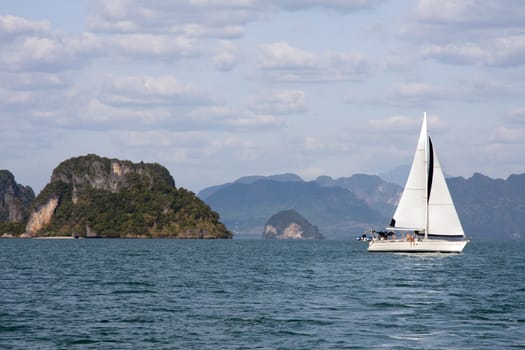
[262,209,324,240]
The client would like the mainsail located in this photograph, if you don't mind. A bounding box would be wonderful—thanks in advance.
[389,115,427,231]
[389,113,464,237]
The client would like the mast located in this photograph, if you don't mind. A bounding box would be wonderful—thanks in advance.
[423,112,429,239]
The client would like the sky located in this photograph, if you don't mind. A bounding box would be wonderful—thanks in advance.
[1,0,525,194]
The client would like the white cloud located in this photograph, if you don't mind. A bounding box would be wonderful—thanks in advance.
[117,130,210,148]
[391,82,443,99]
[399,1,525,67]
[346,82,460,107]
[227,114,280,128]
[302,135,355,155]
[0,15,50,41]
[368,114,447,133]
[490,126,525,144]
[258,42,318,69]
[179,24,244,39]
[77,98,170,126]
[257,42,369,81]
[116,129,260,164]
[1,72,67,90]
[0,32,103,72]
[415,0,525,27]
[107,34,199,59]
[420,44,487,65]
[348,78,521,108]
[88,0,384,39]
[420,35,525,66]
[87,0,256,37]
[213,41,240,71]
[298,165,327,180]
[277,0,385,12]
[506,107,525,124]
[100,75,212,107]
[406,0,525,44]
[0,88,34,109]
[368,116,417,130]
[304,136,324,151]
[249,90,306,115]
[188,106,284,130]
[415,0,476,23]
[0,16,201,74]
[189,0,384,12]
[2,72,215,131]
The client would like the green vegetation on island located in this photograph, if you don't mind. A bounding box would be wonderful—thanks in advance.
[24,154,232,239]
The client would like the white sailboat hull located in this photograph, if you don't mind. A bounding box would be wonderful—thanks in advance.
[368,238,468,253]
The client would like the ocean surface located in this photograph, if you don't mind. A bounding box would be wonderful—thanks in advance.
[1,239,524,349]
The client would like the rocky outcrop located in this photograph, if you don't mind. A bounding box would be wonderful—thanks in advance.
[0,170,35,223]
[24,154,232,239]
[262,209,324,240]
[50,154,175,194]
[23,197,59,237]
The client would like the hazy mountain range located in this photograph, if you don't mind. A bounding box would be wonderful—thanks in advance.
[199,172,525,240]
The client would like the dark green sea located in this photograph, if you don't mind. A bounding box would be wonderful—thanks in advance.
[1,239,524,349]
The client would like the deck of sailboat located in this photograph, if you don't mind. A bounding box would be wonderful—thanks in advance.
[367,238,468,253]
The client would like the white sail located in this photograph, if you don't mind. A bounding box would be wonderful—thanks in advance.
[389,115,427,231]
[427,141,465,236]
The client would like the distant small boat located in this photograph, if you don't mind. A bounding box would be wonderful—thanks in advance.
[368,113,469,253]
[356,233,372,241]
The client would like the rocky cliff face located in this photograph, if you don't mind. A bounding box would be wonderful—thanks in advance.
[24,154,232,239]
[0,170,35,223]
[50,154,175,194]
[23,197,59,237]
[263,209,324,239]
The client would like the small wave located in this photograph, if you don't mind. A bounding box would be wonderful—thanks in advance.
[101,281,155,287]
[370,301,412,308]
[65,338,98,345]
[0,324,26,332]
[111,289,156,294]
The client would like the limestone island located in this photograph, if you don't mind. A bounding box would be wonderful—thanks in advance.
[0,170,35,237]
[18,154,232,239]
[262,209,324,239]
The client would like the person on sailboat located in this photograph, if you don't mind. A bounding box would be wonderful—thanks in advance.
[406,233,414,247]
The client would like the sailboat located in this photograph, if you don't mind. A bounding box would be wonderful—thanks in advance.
[368,113,469,253]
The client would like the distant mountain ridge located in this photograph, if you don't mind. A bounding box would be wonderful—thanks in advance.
[200,174,393,238]
[378,165,410,186]
[198,173,303,200]
[448,173,525,240]
[314,174,401,217]
[199,171,525,240]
